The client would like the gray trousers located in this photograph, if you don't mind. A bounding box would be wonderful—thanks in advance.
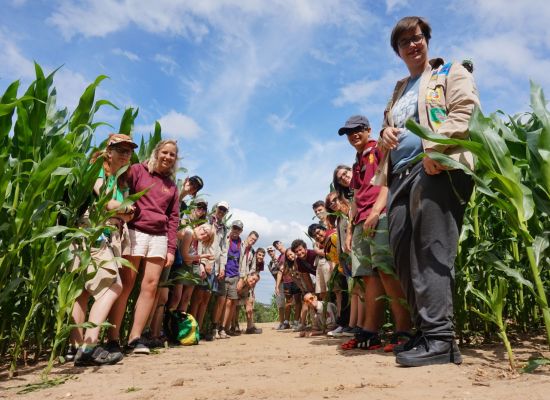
[388,162,473,338]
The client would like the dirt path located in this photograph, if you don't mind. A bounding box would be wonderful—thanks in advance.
[2,323,549,400]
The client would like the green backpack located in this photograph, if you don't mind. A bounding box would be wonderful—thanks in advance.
[164,310,200,346]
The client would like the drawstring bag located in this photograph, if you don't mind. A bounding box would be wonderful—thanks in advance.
[163,310,200,346]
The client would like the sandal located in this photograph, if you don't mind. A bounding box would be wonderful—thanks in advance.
[355,331,382,350]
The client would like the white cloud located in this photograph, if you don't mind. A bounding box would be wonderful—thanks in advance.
[0,31,90,112]
[385,0,408,13]
[137,110,201,140]
[266,111,295,133]
[309,48,336,65]
[154,53,179,76]
[54,69,90,111]
[0,31,34,81]
[112,48,140,62]
[230,207,309,249]
[11,0,27,7]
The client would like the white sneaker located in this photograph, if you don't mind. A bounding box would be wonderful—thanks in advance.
[327,326,344,337]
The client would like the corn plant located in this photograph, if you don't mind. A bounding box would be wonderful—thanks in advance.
[406,82,550,353]
[0,63,157,376]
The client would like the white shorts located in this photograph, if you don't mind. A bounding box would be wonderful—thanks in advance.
[127,229,167,259]
[315,256,332,294]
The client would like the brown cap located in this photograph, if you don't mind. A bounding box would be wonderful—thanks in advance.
[107,133,138,149]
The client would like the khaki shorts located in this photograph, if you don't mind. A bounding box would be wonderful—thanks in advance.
[224,275,239,300]
[351,213,391,277]
[126,229,167,259]
[71,227,128,300]
[315,257,332,294]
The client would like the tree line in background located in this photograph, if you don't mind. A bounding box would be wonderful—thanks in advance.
[0,64,548,376]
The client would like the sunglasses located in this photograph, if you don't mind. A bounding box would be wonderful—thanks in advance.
[112,147,133,156]
[218,207,228,213]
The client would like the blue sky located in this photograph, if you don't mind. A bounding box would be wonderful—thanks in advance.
[2,0,550,303]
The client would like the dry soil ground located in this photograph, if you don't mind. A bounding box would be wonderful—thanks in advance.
[1,322,549,400]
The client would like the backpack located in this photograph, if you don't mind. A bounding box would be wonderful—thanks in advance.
[163,310,200,345]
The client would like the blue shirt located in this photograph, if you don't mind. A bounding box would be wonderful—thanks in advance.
[390,75,423,173]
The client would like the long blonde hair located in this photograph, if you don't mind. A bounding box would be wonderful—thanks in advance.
[147,139,179,179]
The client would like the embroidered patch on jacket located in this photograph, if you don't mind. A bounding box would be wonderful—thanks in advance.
[426,86,444,102]
[430,107,447,128]
[438,63,452,76]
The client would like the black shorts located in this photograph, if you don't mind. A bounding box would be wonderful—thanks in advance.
[283,282,301,296]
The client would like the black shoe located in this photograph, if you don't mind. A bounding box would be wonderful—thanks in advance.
[104,340,123,354]
[202,333,214,341]
[244,327,263,334]
[74,346,123,366]
[395,335,462,367]
[393,330,422,355]
[125,337,151,354]
[143,336,165,349]
[64,345,78,362]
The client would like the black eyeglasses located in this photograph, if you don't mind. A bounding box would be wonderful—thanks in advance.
[218,207,228,213]
[398,33,424,49]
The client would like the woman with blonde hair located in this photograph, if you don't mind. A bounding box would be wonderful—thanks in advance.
[107,139,180,354]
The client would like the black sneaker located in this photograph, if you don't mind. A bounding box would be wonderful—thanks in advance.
[64,345,78,362]
[74,346,123,366]
[395,335,462,367]
[104,339,123,354]
[126,337,151,354]
[143,336,165,349]
[244,327,263,334]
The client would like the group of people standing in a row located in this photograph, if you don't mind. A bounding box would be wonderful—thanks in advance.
[67,132,267,366]
[66,15,479,368]
[266,15,479,367]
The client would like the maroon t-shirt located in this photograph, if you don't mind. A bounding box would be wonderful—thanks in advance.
[296,249,317,274]
[350,140,384,225]
[127,162,180,255]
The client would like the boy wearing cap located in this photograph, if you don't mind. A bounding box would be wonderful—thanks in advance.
[337,115,411,350]
[218,220,245,338]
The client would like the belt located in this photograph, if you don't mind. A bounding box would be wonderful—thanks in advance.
[392,163,416,180]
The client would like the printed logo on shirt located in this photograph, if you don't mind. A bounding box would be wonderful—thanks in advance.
[369,153,375,164]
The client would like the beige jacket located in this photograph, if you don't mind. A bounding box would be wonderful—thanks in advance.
[373,58,480,186]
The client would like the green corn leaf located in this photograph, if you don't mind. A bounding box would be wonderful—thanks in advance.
[118,107,139,135]
[522,357,550,373]
[533,235,549,270]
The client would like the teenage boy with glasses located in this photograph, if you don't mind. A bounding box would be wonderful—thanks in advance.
[337,115,411,351]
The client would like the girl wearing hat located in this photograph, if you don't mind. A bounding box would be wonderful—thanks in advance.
[69,133,137,366]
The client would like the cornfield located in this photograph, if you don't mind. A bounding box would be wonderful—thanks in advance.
[0,64,160,377]
[0,65,548,377]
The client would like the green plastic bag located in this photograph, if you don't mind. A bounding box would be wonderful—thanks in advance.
[164,310,200,345]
